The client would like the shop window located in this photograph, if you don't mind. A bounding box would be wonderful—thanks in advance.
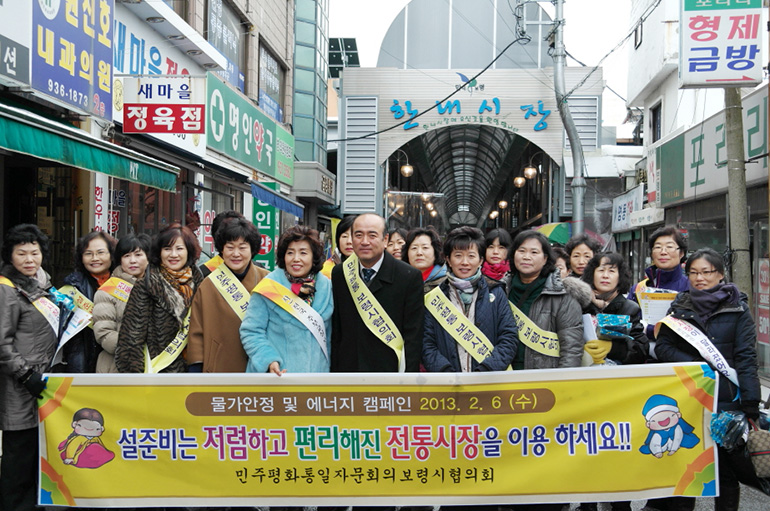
[650,102,662,143]
[206,0,247,92]
[259,45,286,123]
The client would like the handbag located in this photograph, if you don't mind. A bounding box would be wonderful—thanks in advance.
[747,419,770,478]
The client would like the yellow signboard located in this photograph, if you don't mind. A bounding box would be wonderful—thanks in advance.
[39,363,718,507]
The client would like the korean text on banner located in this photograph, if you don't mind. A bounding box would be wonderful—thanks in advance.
[38,364,717,507]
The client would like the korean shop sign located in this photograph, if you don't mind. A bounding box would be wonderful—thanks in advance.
[206,72,295,185]
[679,0,763,88]
[252,182,279,271]
[0,0,31,86]
[122,75,205,134]
[32,0,113,118]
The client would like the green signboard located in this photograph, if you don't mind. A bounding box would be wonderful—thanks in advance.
[206,73,294,185]
[659,134,685,207]
[253,182,280,271]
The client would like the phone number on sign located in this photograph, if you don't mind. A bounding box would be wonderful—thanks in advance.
[48,80,89,109]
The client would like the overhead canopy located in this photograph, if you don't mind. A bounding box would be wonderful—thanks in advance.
[250,182,304,219]
[0,102,179,192]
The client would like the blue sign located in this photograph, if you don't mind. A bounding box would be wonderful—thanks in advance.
[32,0,113,119]
[259,89,284,123]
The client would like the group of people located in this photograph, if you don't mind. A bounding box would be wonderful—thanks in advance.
[0,212,762,511]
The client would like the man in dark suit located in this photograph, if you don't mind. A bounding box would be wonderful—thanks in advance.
[331,213,424,373]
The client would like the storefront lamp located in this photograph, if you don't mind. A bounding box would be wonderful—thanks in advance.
[513,176,526,188]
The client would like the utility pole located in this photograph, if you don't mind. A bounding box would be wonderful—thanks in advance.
[724,87,752,306]
[553,0,586,236]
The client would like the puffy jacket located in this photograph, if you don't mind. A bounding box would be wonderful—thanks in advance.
[240,269,333,373]
[512,269,584,369]
[92,266,137,373]
[0,265,60,430]
[583,294,649,365]
[628,265,689,340]
[60,270,101,373]
[423,277,518,372]
[655,291,761,410]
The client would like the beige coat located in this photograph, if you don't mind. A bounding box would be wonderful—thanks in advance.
[186,263,269,372]
[92,266,137,373]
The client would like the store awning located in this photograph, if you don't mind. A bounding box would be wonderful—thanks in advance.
[0,102,179,192]
[250,182,304,219]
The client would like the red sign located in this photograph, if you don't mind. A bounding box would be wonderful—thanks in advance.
[259,234,273,255]
[123,104,205,133]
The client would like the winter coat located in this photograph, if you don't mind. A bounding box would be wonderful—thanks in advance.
[240,269,333,373]
[583,293,649,365]
[628,265,689,340]
[655,291,761,410]
[562,276,593,309]
[511,269,584,369]
[423,277,518,372]
[115,265,203,373]
[60,270,101,373]
[0,265,60,430]
[187,263,269,372]
[92,266,137,373]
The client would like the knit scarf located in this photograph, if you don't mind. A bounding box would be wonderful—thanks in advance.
[509,273,548,316]
[689,282,741,323]
[159,265,194,307]
[446,267,483,306]
[482,260,510,282]
[286,271,317,305]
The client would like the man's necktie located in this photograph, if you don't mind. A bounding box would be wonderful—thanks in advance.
[362,268,376,284]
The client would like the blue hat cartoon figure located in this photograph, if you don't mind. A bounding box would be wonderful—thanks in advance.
[640,394,700,458]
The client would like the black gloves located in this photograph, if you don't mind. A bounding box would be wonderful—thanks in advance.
[741,400,761,421]
[18,369,47,399]
[188,363,203,373]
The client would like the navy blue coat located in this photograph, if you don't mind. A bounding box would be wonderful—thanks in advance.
[655,291,761,410]
[61,271,100,373]
[422,277,518,372]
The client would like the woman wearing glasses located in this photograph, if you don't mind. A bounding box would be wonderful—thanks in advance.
[655,248,761,511]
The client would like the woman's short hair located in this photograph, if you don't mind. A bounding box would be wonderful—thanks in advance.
[684,248,725,276]
[552,246,569,264]
[511,230,556,277]
[115,234,152,261]
[1,224,50,265]
[214,216,261,255]
[565,234,602,257]
[151,223,201,268]
[582,252,633,295]
[402,227,445,266]
[443,226,485,259]
[484,228,513,253]
[276,225,325,274]
[210,210,244,240]
[74,231,117,275]
[335,215,357,249]
[388,228,408,241]
[649,226,688,262]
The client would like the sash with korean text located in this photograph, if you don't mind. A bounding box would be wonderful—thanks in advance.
[508,302,560,358]
[342,255,405,372]
[203,255,224,273]
[425,287,508,368]
[254,277,328,360]
[98,277,133,303]
[209,264,251,321]
[656,316,740,388]
[144,310,192,374]
[0,276,60,335]
[59,284,94,329]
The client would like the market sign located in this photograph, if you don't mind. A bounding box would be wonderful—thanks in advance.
[206,72,294,185]
[253,182,280,271]
[679,0,764,88]
[207,0,244,92]
[32,0,114,119]
[0,0,31,86]
[122,75,205,134]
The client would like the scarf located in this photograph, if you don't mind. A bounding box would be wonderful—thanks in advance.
[482,260,510,282]
[689,282,741,323]
[286,271,317,305]
[422,264,448,283]
[90,271,110,288]
[447,282,478,372]
[159,265,194,307]
[509,273,548,316]
[446,267,483,306]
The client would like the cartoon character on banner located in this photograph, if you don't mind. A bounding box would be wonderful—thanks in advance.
[639,394,700,458]
[58,408,115,469]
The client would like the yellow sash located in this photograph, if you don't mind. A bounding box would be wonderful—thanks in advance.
[342,255,405,372]
[0,276,60,334]
[59,285,94,314]
[98,277,133,303]
[254,277,328,359]
[634,277,651,305]
[203,255,224,273]
[425,287,507,368]
[508,302,560,357]
[209,264,250,320]
[144,310,192,374]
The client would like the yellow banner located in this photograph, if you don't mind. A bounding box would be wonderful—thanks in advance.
[38,364,717,507]
[342,254,405,372]
[509,302,560,357]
